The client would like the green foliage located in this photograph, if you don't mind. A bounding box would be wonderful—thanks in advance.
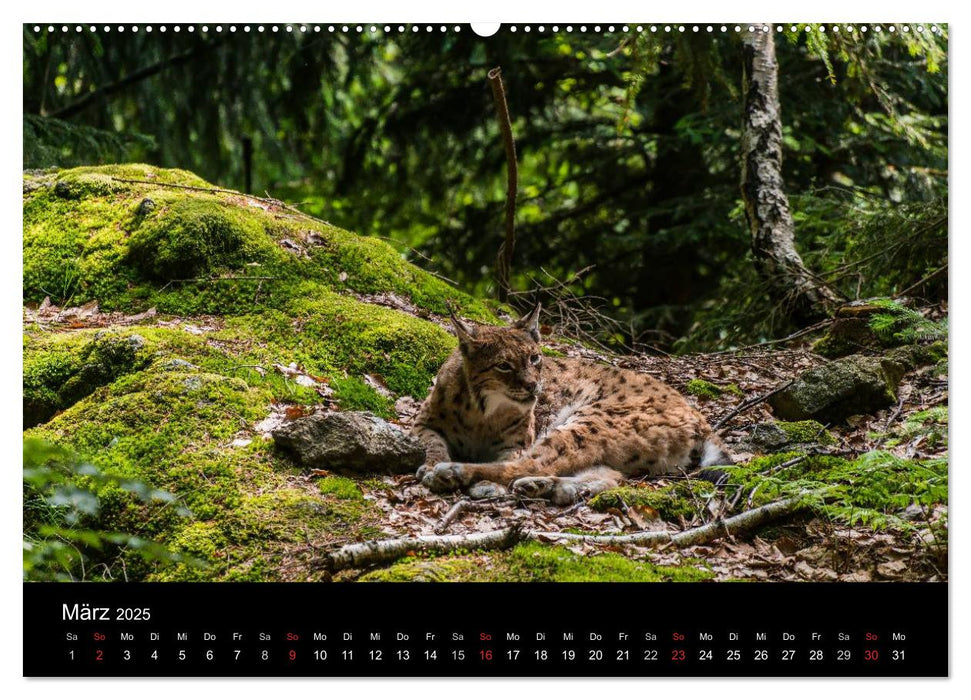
[589,480,716,522]
[22,26,947,349]
[24,115,155,169]
[723,450,947,532]
[868,299,947,344]
[23,438,197,581]
[882,406,948,449]
[315,476,364,500]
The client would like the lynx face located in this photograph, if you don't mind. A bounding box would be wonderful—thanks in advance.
[452,304,544,409]
[460,326,543,405]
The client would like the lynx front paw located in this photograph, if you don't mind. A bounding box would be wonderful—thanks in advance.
[421,462,467,492]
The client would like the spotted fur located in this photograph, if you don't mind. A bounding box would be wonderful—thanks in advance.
[412,303,732,505]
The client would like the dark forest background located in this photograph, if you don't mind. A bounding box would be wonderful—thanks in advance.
[22,24,948,351]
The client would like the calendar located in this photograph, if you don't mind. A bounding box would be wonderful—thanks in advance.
[22,19,949,682]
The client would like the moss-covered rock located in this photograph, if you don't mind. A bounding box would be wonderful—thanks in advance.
[23,164,494,319]
[747,420,836,452]
[769,354,900,422]
[813,302,895,358]
[588,480,716,522]
[127,198,274,280]
[24,330,153,427]
[22,164,507,581]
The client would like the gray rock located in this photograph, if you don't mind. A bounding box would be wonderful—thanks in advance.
[272,411,425,474]
[769,354,908,423]
[162,358,198,371]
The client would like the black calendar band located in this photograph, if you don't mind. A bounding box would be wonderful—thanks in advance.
[24,581,948,677]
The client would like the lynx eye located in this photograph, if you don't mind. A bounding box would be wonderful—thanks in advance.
[495,362,513,373]
[529,354,542,366]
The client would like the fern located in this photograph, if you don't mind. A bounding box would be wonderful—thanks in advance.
[723,450,947,534]
[868,298,947,344]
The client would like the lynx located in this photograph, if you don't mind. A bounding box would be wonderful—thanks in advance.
[413,303,732,505]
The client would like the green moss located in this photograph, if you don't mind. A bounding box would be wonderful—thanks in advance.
[23,330,153,427]
[359,558,483,582]
[686,378,741,399]
[23,164,492,320]
[359,543,713,582]
[588,481,715,522]
[749,420,837,450]
[330,375,396,418]
[502,542,712,582]
[777,420,834,444]
[24,361,383,582]
[21,164,513,582]
[127,197,274,280]
[315,475,364,500]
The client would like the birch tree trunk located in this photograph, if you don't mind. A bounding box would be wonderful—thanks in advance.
[741,26,838,321]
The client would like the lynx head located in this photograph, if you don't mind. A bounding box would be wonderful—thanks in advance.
[450,302,544,408]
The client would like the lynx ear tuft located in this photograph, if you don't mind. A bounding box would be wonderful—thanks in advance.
[447,301,476,348]
[513,301,542,342]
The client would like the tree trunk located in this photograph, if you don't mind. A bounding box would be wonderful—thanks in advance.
[740,26,838,321]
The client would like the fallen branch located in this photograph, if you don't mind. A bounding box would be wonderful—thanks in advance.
[488,66,518,303]
[321,522,526,571]
[323,495,808,572]
[533,495,804,548]
[712,380,794,432]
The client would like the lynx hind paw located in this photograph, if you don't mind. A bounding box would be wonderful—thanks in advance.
[468,480,508,500]
[512,476,586,506]
[511,476,558,500]
[421,462,467,492]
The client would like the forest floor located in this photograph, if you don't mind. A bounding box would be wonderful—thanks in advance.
[23,166,947,584]
[24,291,950,584]
[361,328,947,583]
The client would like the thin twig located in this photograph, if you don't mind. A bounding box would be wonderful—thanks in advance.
[710,318,833,356]
[110,177,316,220]
[894,263,948,300]
[488,67,518,303]
[712,380,795,432]
[435,499,471,533]
[159,275,278,292]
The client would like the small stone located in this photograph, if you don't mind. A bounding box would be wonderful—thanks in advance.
[272,411,425,474]
[900,503,926,521]
[231,438,252,448]
[162,358,198,371]
[135,198,156,216]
